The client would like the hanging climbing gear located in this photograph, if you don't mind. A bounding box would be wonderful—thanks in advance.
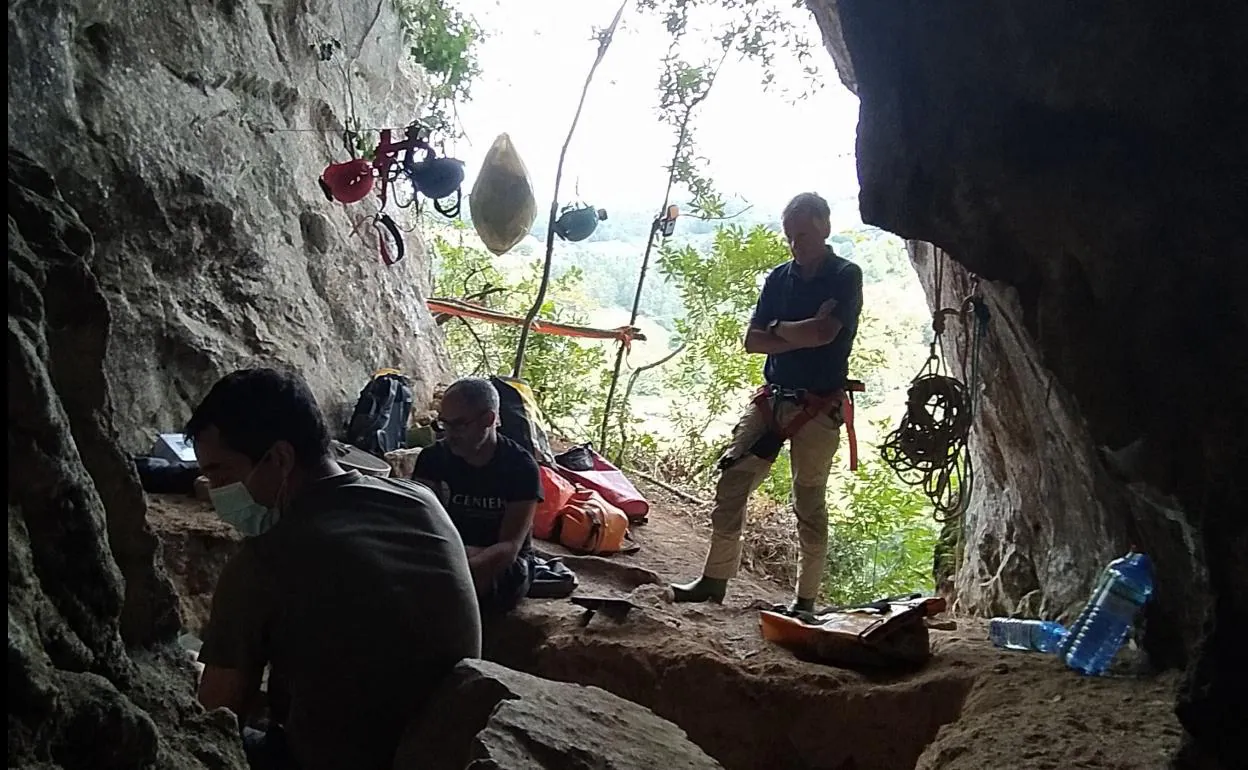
[880,246,988,522]
[470,133,538,256]
[318,158,374,204]
[657,204,680,237]
[728,381,866,472]
[364,124,465,217]
[351,211,405,266]
[553,203,608,242]
[400,128,465,217]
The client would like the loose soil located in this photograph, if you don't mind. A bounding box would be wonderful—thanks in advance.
[148,480,1182,770]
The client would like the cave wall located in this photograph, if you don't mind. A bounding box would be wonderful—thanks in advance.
[7,0,452,450]
[806,0,1248,764]
[9,150,247,769]
[907,243,1205,665]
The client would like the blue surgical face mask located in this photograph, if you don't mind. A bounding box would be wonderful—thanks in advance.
[209,460,286,537]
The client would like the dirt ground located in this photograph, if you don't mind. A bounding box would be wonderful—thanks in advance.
[147,479,1183,770]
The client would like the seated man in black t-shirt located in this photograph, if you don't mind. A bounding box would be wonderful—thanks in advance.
[413,377,542,615]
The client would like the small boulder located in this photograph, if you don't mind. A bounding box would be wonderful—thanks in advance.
[394,659,722,770]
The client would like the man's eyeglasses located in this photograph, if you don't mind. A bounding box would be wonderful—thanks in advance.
[433,410,487,432]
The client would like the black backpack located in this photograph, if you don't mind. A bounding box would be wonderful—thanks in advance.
[346,372,413,457]
[489,375,555,465]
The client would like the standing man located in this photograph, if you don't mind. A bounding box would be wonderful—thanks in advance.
[413,377,542,617]
[672,192,863,613]
[188,367,481,770]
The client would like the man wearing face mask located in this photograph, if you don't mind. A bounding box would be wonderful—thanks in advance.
[413,377,541,618]
[188,367,481,770]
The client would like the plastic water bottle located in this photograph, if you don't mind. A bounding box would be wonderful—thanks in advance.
[1062,550,1154,676]
[989,618,1069,653]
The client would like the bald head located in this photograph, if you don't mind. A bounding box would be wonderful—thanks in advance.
[443,378,500,413]
[439,377,500,458]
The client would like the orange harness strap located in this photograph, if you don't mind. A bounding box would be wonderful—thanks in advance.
[753,380,865,471]
[842,380,865,472]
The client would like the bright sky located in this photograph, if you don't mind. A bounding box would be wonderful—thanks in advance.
[449,0,861,219]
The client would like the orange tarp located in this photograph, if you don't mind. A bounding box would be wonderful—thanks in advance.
[427,297,646,344]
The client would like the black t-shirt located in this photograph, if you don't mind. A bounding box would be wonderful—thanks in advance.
[198,471,481,770]
[412,435,543,610]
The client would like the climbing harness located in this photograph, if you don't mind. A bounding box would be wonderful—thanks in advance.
[880,246,989,522]
[316,121,465,265]
[731,381,866,472]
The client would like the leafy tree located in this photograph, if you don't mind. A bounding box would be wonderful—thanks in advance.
[394,0,483,137]
[821,447,938,605]
[430,231,610,435]
[422,0,943,604]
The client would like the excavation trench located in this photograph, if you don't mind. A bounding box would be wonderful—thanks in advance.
[151,494,974,769]
[482,604,974,770]
[151,491,1182,770]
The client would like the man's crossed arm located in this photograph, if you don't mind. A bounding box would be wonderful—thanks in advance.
[744,297,844,354]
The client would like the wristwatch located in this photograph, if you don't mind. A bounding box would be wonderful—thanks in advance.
[767,319,782,337]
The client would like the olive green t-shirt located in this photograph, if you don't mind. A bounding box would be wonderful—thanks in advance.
[199,470,482,770]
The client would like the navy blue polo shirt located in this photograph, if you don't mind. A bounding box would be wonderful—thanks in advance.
[749,249,863,393]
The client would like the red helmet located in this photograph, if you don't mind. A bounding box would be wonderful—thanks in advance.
[318,159,374,204]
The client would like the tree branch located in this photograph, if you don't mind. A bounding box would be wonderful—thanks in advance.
[456,317,493,374]
[599,38,735,453]
[511,0,630,378]
[614,344,686,464]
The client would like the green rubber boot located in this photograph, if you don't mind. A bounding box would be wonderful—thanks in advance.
[671,576,727,604]
[789,597,816,614]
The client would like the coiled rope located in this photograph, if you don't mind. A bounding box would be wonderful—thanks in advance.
[881,246,989,522]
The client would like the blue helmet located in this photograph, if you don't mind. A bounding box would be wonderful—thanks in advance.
[554,204,608,242]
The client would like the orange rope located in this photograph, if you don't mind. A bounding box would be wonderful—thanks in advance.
[427,298,646,345]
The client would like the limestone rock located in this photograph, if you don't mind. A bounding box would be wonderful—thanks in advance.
[394,659,722,770]
[8,0,451,451]
[805,1,1248,765]
[8,148,246,768]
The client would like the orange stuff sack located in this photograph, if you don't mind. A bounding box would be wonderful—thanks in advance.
[534,466,576,541]
[556,488,630,555]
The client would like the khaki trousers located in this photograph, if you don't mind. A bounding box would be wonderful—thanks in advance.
[702,398,841,600]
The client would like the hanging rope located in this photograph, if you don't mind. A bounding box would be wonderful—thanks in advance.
[880,246,988,522]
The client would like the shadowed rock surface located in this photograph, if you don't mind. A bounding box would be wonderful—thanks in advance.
[8,149,246,769]
[8,0,450,450]
[394,659,723,770]
[805,1,1247,765]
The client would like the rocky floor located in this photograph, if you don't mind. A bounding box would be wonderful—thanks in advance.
[148,483,1183,770]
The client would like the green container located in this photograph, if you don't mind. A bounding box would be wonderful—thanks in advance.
[407,424,436,448]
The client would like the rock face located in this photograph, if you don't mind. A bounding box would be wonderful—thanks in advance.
[805,0,1248,765]
[909,242,1206,663]
[8,0,451,450]
[8,149,246,769]
[394,659,723,770]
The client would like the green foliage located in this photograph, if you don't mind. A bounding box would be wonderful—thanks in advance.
[433,218,938,605]
[821,448,940,606]
[393,0,483,136]
[636,0,821,94]
[425,0,938,606]
[431,231,609,433]
[658,224,787,422]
